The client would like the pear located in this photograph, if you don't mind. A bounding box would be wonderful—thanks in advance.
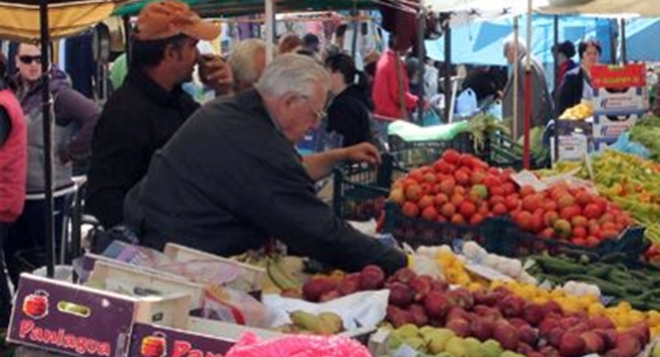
[465,337,486,357]
[482,339,503,357]
[426,329,456,354]
[445,337,469,357]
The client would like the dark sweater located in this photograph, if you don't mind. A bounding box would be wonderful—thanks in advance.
[133,89,406,274]
[327,85,373,147]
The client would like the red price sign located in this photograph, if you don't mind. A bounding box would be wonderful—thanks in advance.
[591,64,646,89]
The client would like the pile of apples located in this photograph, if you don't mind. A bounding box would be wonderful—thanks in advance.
[387,150,633,247]
[299,265,650,357]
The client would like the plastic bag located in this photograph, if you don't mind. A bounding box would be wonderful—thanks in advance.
[387,120,469,142]
[224,331,372,357]
[608,132,652,159]
[421,109,442,127]
[456,88,478,117]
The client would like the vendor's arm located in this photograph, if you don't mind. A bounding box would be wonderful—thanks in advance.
[302,142,381,181]
[235,155,406,275]
[0,107,10,146]
[54,88,101,163]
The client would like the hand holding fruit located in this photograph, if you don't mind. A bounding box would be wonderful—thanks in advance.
[340,142,381,165]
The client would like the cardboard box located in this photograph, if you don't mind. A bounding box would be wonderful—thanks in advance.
[127,317,377,357]
[7,274,189,357]
[87,260,205,317]
[592,111,644,139]
[552,134,590,162]
[590,64,648,113]
[591,86,648,113]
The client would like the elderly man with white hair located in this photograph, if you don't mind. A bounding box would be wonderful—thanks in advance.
[228,39,266,92]
[128,54,407,274]
[501,38,553,138]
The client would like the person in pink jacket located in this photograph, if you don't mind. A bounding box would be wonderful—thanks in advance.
[0,52,27,328]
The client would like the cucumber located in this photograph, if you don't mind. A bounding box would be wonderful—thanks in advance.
[588,264,614,279]
[535,256,588,275]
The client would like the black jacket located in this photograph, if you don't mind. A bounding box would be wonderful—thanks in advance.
[132,89,406,274]
[86,69,200,228]
[327,85,373,148]
[556,67,588,117]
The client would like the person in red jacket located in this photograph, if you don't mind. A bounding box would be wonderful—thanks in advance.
[372,35,424,119]
[0,52,27,328]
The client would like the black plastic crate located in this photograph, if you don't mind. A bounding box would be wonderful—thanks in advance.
[382,202,509,249]
[388,132,475,169]
[332,155,407,221]
[480,133,551,170]
[495,224,647,259]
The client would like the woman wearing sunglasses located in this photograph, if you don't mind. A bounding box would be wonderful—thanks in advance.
[0,52,26,328]
[3,43,100,285]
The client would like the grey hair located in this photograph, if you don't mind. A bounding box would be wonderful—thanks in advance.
[228,39,266,87]
[503,36,527,56]
[255,54,330,98]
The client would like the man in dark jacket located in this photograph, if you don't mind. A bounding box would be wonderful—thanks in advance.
[129,54,407,275]
[86,0,233,229]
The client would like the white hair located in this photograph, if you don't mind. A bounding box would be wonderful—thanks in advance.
[255,54,330,98]
[503,36,527,55]
[228,39,266,87]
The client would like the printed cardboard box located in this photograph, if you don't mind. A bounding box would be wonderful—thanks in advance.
[128,317,377,357]
[591,64,648,113]
[592,111,644,139]
[7,274,189,357]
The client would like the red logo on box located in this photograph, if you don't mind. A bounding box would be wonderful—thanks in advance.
[23,290,49,319]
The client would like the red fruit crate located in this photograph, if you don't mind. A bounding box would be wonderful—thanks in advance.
[387,132,475,169]
[332,154,407,221]
[496,224,648,259]
[382,202,509,249]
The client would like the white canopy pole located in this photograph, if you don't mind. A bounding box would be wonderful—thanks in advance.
[513,16,519,140]
[265,0,275,63]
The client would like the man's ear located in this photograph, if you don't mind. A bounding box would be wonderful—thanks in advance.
[163,43,182,62]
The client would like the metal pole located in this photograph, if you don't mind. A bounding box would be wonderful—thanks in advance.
[40,0,55,278]
[620,18,627,64]
[351,4,359,59]
[443,13,451,122]
[523,1,533,170]
[416,8,426,121]
[123,15,132,66]
[553,14,559,163]
[513,16,519,140]
[265,0,275,63]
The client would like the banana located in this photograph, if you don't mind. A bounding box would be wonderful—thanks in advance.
[290,311,335,335]
[266,257,299,291]
[318,312,344,334]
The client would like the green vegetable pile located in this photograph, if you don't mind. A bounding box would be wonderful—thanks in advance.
[526,253,660,310]
[630,115,660,162]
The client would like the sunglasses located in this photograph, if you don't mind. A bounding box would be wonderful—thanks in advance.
[18,55,42,65]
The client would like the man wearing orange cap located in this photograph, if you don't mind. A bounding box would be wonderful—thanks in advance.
[87,0,233,229]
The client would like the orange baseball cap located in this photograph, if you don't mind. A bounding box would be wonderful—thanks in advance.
[134,0,220,41]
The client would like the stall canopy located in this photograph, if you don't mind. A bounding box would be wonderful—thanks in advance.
[0,0,124,40]
[537,0,660,18]
[425,14,616,66]
[113,0,393,17]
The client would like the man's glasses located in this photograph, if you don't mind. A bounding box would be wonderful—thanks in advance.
[18,55,41,65]
[310,104,327,122]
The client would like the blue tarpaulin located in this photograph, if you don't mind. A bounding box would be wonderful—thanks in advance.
[425,14,618,65]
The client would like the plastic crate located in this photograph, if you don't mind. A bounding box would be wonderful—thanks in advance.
[382,202,509,249]
[495,224,648,259]
[332,155,407,221]
[480,133,551,170]
[388,132,475,169]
